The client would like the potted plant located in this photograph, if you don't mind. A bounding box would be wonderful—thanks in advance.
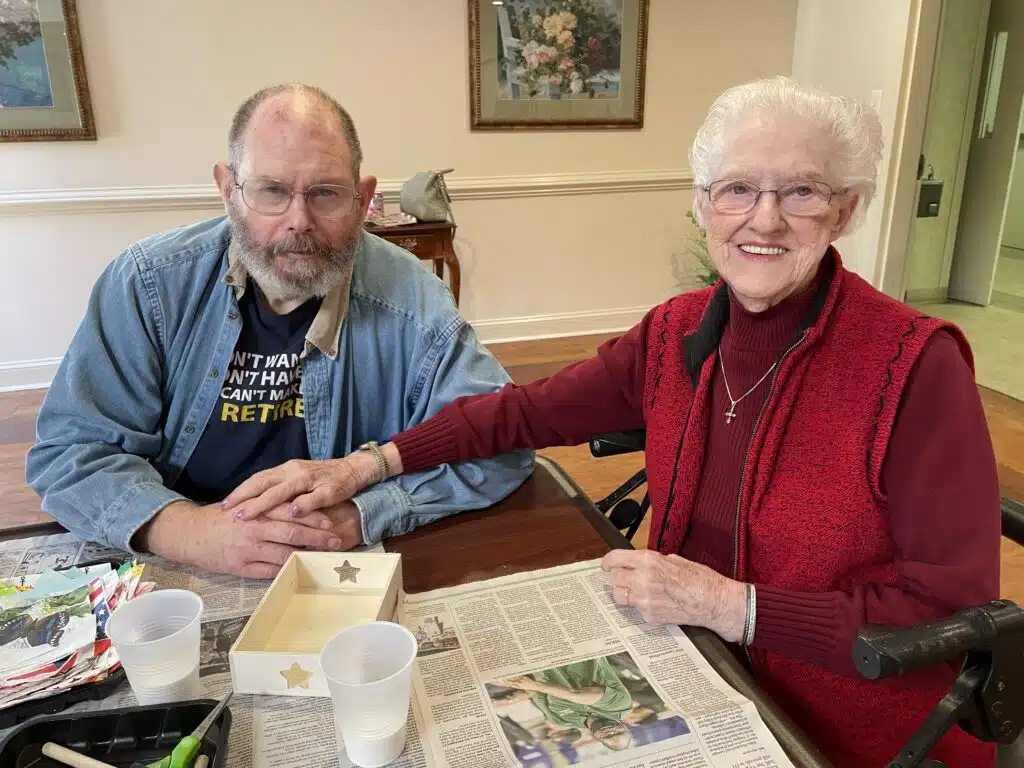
[673,210,720,290]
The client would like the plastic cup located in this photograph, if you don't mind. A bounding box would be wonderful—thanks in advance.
[105,589,203,705]
[320,621,418,768]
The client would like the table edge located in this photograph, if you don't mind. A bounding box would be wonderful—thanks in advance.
[0,521,66,543]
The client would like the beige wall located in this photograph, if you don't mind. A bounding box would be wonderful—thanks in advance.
[0,0,799,387]
[791,0,914,283]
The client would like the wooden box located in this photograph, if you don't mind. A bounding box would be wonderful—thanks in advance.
[228,551,403,697]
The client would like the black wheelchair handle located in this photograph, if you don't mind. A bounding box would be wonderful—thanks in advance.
[853,600,1024,680]
[589,430,646,457]
[1002,497,1024,546]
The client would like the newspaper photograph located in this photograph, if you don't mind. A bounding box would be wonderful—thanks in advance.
[0,585,96,682]
[485,652,690,764]
[0,533,796,768]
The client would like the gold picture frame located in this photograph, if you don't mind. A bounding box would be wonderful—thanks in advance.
[468,0,649,131]
[0,0,95,142]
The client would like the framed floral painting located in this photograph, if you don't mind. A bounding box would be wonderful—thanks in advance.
[0,0,94,142]
[468,0,649,130]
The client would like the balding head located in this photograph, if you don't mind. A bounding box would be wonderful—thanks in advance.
[227,83,363,179]
[213,83,377,311]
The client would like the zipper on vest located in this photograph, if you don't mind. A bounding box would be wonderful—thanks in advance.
[732,329,808,670]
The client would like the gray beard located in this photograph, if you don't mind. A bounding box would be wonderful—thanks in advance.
[228,207,360,303]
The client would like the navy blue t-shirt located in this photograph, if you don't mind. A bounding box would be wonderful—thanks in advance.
[173,281,323,504]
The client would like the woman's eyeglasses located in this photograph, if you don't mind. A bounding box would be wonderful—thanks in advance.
[704,179,840,217]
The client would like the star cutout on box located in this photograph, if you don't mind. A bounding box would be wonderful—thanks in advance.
[334,560,360,584]
[280,662,311,689]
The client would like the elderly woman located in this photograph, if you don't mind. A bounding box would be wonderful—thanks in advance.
[225,77,1001,767]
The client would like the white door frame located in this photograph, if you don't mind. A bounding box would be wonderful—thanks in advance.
[874,0,942,297]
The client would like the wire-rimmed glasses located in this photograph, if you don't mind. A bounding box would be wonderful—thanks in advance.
[704,179,840,217]
[234,176,361,218]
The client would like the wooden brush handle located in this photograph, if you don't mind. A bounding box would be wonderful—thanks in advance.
[41,742,117,768]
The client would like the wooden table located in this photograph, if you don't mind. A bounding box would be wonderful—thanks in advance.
[365,220,461,306]
[0,457,829,767]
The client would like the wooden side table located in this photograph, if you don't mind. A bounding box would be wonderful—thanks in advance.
[365,220,461,306]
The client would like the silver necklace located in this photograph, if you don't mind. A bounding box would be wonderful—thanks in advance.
[718,345,779,424]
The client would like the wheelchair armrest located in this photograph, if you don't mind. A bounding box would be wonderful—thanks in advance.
[590,429,647,458]
[1003,497,1024,546]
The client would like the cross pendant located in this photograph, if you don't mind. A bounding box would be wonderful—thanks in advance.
[725,405,736,424]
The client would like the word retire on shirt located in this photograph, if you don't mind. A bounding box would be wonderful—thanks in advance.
[221,398,304,423]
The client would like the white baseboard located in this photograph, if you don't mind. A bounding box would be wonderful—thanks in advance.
[0,358,62,392]
[0,308,648,390]
[905,286,948,304]
[470,306,649,344]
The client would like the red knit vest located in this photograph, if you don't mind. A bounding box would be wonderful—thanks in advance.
[640,253,993,767]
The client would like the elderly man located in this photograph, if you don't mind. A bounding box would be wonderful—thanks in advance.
[26,83,533,578]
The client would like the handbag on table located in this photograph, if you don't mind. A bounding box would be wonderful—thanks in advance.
[400,168,455,223]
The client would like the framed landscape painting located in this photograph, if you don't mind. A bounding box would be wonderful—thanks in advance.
[0,0,94,142]
[468,0,649,130]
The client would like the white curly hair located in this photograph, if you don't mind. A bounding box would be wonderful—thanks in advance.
[688,76,884,233]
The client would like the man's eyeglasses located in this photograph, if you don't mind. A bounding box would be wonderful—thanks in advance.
[233,176,361,218]
[703,179,841,217]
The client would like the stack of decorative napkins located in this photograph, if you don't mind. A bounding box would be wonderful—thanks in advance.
[0,560,155,711]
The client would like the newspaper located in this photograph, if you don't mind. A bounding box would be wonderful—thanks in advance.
[0,533,795,768]
[398,559,794,768]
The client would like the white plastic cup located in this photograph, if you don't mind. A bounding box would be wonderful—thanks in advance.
[320,621,418,768]
[105,589,204,705]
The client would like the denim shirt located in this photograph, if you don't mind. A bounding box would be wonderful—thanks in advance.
[26,216,534,551]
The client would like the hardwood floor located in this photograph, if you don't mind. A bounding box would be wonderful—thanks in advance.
[0,389,54,532]
[2,333,1022,604]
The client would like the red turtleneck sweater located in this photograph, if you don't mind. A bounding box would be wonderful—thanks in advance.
[394,283,999,675]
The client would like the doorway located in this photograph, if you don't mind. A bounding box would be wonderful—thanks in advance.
[896,0,1024,402]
